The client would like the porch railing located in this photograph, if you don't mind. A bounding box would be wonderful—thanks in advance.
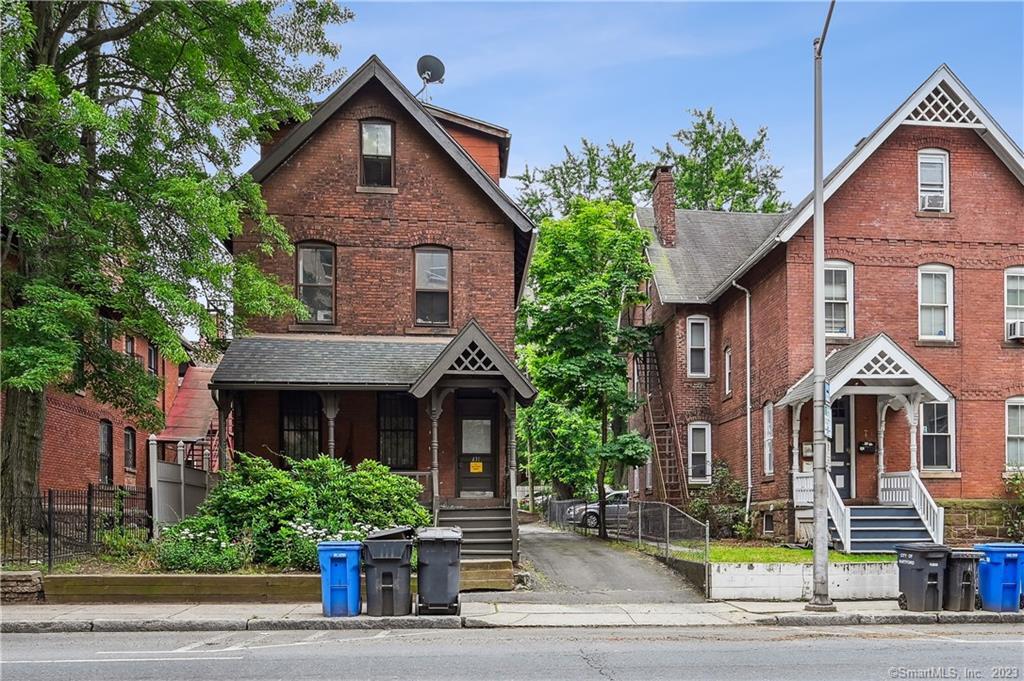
[826,475,851,551]
[792,471,813,507]
[394,471,433,507]
[881,471,944,543]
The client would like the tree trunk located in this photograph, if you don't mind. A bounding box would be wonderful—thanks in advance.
[1,389,48,524]
[597,398,609,539]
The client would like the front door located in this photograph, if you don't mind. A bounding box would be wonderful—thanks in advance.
[829,396,853,499]
[457,398,497,498]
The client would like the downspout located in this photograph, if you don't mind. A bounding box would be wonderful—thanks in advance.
[732,281,753,520]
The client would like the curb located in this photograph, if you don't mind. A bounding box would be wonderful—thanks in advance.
[2,612,1021,633]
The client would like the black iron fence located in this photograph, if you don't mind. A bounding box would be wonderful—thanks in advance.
[1,484,152,571]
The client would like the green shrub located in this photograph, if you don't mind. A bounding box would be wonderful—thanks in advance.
[156,515,244,573]
[97,526,147,559]
[686,461,746,538]
[1005,472,1024,542]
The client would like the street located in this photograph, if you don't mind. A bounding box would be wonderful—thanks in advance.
[1,624,1020,681]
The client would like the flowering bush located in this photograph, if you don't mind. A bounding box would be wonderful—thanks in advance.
[156,516,244,572]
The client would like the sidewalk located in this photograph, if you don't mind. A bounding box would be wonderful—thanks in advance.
[2,600,1020,632]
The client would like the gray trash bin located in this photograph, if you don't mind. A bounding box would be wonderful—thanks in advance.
[896,543,950,611]
[944,550,984,611]
[362,526,414,616]
[417,527,462,615]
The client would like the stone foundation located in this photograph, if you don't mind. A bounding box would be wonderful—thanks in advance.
[1,571,44,603]
[938,499,1020,545]
[749,499,794,541]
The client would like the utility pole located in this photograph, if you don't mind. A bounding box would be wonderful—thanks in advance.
[808,0,838,613]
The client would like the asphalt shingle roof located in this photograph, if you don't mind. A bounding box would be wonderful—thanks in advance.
[636,206,788,304]
[210,335,451,388]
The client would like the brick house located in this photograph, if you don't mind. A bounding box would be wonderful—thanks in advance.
[629,65,1023,550]
[209,56,537,561]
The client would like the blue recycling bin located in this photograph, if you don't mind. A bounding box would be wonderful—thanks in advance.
[317,540,362,617]
[974,543,1022,612]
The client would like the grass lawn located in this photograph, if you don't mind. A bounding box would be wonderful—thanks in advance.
[707,542,895,564]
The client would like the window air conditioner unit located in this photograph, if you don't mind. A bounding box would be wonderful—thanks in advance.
[920,194,945,211]
[1008,321,1024,341]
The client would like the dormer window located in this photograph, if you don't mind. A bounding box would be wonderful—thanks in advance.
[918,149,949,212]
[361,120,393,187]
[297,243,334,324]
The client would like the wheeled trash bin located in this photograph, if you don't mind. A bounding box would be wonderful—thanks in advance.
[943,550,983,611]
[416,527,462,615]
[316,540,362,617]
[895,543,949,611]
[362,526,414,617]
[974,543,1022,612]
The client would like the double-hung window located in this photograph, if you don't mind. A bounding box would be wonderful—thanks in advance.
[921,400,955,471]
[688,422,711,483]
[147,345,159,375]
[824,260,854,338]
[763,402,774,476]
[414,247,451,326]
[361,120,394,187]
[1008,397,1024,470]
[297,243,334,324]
[723,348,732,396]
[918,149,949,212]
[124,335,135,357]
[1006,267,1024,339]
[918,264,953,340]
[686,316,709,378]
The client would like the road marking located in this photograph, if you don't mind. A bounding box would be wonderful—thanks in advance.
[2,656,244,665]
[99,631,242,655]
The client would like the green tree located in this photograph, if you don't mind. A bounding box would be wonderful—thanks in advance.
[0,1,351,514]
[513,139,652,222]
[518,391,599,499]
[519,199,655,537]
[656,108,790,213]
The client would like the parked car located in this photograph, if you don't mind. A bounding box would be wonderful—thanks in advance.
[565,491,629,528]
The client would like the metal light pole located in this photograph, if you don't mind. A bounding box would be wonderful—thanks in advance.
[808,0,838,612]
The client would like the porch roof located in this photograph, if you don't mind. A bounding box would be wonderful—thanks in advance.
[209,334,450,390]
[777,332,951,407]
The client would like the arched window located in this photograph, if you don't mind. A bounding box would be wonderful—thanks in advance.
[296,242,335,324]
[918,148,949,212]
[414,246,451,326]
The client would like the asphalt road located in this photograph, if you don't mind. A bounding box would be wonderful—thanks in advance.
[2,624,1020,681]
[468,523,703,604]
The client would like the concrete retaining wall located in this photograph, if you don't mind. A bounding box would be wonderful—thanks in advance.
[708,562,897,601]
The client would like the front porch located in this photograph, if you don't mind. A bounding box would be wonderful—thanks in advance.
[780,334,951,551]
[208,321,536,561]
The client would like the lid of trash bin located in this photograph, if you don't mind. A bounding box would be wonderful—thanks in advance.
[894,543,949,554]
[317,540,362,549]
[973,542,1024,551]
[417,526,463,541]
[949,550,985,559]
[366,526,414,540]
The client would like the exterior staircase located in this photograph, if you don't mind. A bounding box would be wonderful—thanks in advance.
[437,507,513,560]
[829,505,934,553]
[639,353,687,506]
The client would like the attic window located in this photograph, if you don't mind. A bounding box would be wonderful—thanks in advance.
[361,120,393,187]
[918,150,949,212]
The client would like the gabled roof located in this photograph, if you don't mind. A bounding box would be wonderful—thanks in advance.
[423,103,512,178]
[409,320,537,405]
[778,333,951,407]
[637,207,787,304]
[695,64,1024,304]
[248,55,533,235]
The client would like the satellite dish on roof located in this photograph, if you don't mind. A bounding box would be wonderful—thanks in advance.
[415,55,445,101]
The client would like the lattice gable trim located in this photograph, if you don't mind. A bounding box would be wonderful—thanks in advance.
[853,349,911,379]
[905,81,983,128]
[831,334,951,403]
[447,340,499,374]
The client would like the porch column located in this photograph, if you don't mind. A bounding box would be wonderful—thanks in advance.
[213,389,233,471]
[877,399,890,477]
[903,394,922,471]
[318,392,340,458]
[429,388,451,524]
[791,401,805,471]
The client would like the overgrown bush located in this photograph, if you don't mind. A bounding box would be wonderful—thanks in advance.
[156,516,244,573]
[156,454,430,572]
[686,461,746,538]
[1005,471,1024,542]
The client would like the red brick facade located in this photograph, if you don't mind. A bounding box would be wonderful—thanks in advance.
[633,98,1024,541]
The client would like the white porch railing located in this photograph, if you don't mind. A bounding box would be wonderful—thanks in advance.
[879,470,945,543]
[793,471,813,507]
[826,476,851,551]
[879,472,912,505]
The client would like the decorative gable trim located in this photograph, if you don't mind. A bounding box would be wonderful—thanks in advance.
[408,319,537,404]
[905,81,983,128]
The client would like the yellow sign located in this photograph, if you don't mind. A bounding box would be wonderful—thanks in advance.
[469,461,484,473]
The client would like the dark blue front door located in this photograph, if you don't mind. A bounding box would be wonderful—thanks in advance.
[829,396,853,499]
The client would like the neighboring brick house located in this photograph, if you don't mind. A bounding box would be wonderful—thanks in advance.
[210,56,537,561]
[629,65,1023,550]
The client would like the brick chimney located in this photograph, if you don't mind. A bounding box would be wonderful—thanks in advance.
[651,165,677,247]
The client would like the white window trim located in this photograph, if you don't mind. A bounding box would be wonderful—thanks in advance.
[919,398,956,472]
[723,347,732,396]
[687,421,712,484]
[763,402,774,476]
[686,315,710,379]
[824,260,854,338]
[1005,267,1024,340]
[1008,396,1024,471]
[918,264,954,341]
[918,148,949,212]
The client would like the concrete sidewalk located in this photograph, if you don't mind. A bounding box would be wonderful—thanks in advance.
[2,600,1020,632]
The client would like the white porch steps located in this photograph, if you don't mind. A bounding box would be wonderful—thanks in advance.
[829,506,933,553]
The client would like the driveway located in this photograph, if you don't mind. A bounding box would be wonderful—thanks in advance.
[469,523,704,604]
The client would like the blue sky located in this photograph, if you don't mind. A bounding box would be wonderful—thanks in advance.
[315,1,1022,204]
